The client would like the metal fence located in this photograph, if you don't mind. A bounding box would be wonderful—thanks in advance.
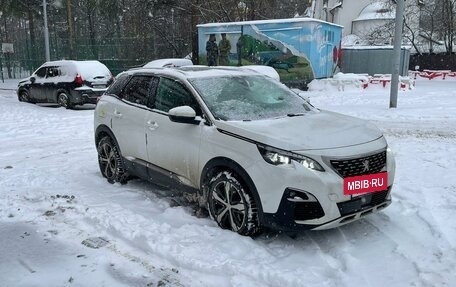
[409,53,456,71]
[1,35,175,80]
[341,47,411,76]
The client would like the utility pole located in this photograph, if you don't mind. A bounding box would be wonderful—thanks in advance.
[390,0,405,108]
[66,0,76,59]
[191,0,199,64]
[0,11,3,82]
[43,0,50,61]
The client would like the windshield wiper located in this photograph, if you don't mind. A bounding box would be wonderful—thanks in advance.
[287,113,305,117]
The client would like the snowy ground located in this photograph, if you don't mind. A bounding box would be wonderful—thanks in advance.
[0,78,455,287]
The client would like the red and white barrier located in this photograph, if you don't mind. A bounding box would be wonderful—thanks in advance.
[308,73,414,91]
[409,70,456,80]
[366,74,414,90]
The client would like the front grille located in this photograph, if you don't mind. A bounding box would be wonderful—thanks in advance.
[337,190,389,216]
[294,202,325,221]
[330,151,386,178]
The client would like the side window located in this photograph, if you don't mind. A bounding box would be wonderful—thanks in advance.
[121,75,153,106]
[154,78,201,115]
[35,67,47,78]
[46,67,60,78]
[107,73,130,96]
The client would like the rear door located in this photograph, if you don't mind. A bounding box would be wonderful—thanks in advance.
[111,75,156,161]
[145,77,203,187]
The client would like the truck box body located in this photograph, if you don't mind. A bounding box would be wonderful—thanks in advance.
[198,18,343,88]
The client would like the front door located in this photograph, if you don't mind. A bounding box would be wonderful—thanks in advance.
[145,77,203,187]
[28,66,47,102]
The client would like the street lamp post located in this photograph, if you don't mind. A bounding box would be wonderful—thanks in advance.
[43,0,50,61]
[390,0,405,108]
[0,11,3,83]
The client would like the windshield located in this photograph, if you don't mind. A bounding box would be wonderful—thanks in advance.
[189,75,313,121]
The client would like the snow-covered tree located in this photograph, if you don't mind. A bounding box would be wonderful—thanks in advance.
[362,0,455,54]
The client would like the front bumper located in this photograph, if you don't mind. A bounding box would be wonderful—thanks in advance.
[246,140,396,231]
[263,186,392,231]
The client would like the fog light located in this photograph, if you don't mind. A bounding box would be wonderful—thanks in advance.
[285,188,316,202]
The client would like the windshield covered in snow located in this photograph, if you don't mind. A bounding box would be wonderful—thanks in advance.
[189,75,313,121]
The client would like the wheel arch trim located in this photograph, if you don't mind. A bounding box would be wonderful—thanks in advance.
[56,88,71,103]
[95,125,122,155]
[200,157,264,223]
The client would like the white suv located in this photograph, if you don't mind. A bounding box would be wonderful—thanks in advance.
[94,66,395,236]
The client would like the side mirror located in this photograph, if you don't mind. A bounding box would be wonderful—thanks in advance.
[168,106,200,125]
[30,77,36,84]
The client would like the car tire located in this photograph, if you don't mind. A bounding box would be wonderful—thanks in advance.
[207,171,261,236]
[18,90,33,103]
[97,136,125,183]
[57,91,73,109]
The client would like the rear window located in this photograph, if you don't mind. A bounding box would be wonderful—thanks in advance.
[121,75,153,106]
[74,61,111,79]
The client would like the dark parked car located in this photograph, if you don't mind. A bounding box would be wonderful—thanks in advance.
[17,60,113,109]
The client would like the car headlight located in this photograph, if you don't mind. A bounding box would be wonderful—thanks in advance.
[257,145,324,171]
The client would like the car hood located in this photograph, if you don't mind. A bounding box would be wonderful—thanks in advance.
[214,110,384,151]
[18,77,32,86]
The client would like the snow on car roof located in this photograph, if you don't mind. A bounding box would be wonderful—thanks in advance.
[143,58,193,68]
[41,60,111,79]
[127,66,267,80]
[178,66,257,78]
[240,65,280,81]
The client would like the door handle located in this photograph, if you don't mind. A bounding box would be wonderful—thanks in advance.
[114,110,123,118]
[147,120,159,131]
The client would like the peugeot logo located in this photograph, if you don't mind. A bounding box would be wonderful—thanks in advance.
[362,160,370,172]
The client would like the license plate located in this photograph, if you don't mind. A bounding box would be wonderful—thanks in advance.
[343,172,388,195]
[93,85,106,89]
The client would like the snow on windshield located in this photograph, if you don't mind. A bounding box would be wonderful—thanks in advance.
[190,75,311,121]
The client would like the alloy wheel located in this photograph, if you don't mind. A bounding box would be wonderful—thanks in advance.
[19,91,29,102]
[58,93,69,108]
[210,179,247,232]
[98,141,117,179]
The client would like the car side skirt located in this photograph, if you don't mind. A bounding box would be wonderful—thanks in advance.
[122,157,199,195]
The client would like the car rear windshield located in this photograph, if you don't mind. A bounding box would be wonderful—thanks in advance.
[60,61,111,80]
[189,75,313,121]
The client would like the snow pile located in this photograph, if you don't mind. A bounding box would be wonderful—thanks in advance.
[308,72,370,91]
[0,79,19,91]
[309,72,415,91]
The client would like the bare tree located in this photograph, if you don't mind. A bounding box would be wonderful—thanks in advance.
[438,0,455,53]
[359,1,423,53]
[357,0,456,54]
[420,0,441,53]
